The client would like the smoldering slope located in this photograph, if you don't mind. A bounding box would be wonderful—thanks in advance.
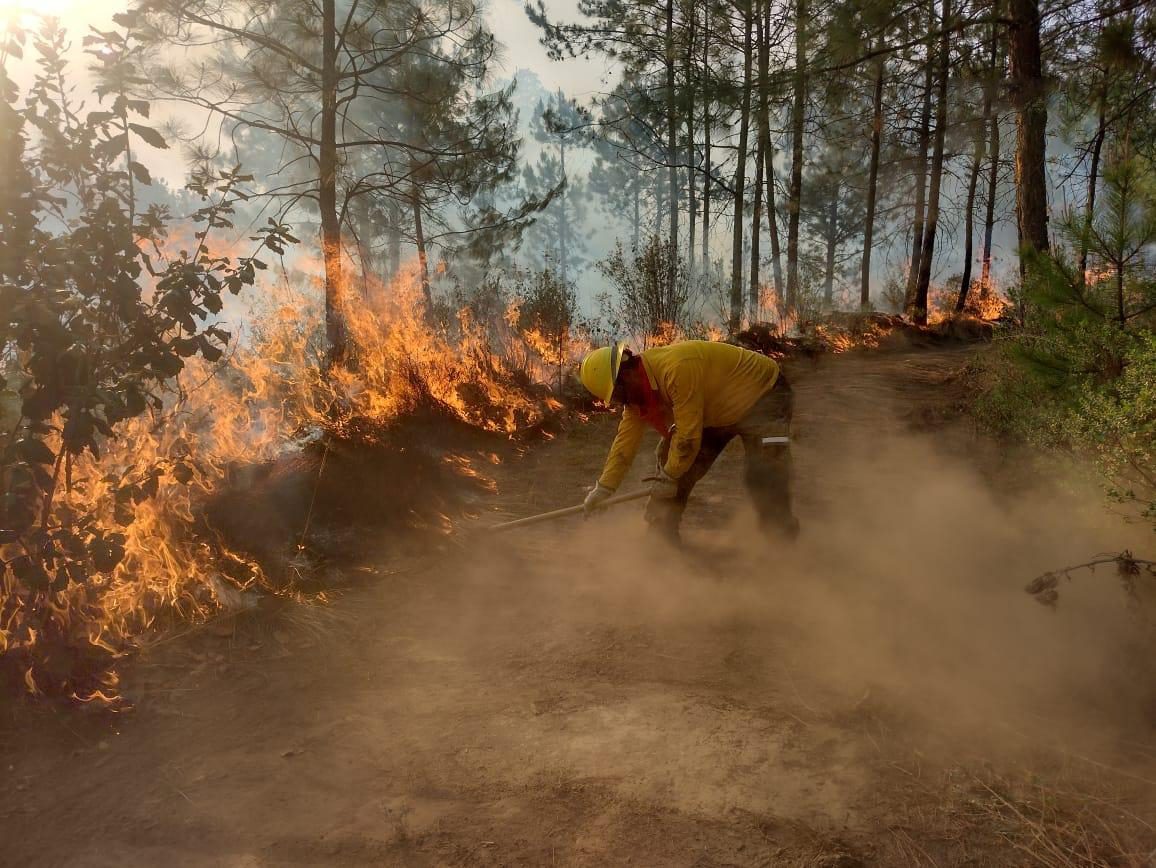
[466,426,1155,791]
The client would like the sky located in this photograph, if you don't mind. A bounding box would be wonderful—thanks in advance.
[489,0,617,98]
[2,0,613,96]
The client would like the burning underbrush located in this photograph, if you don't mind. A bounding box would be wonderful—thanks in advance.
[736,309,997,358]
[1,264,565,708]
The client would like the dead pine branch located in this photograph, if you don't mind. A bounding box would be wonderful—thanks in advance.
[1025,551,1156,608]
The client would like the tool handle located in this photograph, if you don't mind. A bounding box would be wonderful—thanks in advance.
[488,488,650,533]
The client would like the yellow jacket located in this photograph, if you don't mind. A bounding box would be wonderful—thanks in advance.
[598,340,779,490]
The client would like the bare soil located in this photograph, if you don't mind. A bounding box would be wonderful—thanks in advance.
[2,346,1154,867]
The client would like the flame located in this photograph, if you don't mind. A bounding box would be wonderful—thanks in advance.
[443,454,498,494]
[1084,264,1115,286]
[512,302,593,389]
[2,256,563,706]
[927,280,1009,325]
[757,285,800,337]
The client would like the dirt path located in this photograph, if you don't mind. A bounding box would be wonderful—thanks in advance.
[3,347,1154,867]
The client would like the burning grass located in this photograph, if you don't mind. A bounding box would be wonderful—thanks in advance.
[1,262,566,708]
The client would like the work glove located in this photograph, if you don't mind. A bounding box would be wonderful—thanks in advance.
[583,483,615,515]
[646,468,679,501]
[654,436,669,477]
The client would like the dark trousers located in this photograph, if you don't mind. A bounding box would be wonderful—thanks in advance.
[649,375,799,542]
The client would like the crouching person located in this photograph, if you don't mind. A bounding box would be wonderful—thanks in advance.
[578,339,799,545]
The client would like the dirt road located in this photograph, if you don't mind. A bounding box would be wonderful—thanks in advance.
[2,346,1154,867]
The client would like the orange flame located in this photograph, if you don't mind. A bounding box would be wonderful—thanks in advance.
[3,256,565,706]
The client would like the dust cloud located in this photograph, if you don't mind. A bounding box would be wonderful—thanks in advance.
[532,438,1150,741]
[450,356,1156,828]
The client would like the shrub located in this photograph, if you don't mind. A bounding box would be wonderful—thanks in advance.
[972,148,1156,527]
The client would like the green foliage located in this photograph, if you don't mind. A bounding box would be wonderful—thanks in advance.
[0,20,294,702]
[973,150,1156,527]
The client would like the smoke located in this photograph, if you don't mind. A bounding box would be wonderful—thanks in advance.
[450,355,1156,828]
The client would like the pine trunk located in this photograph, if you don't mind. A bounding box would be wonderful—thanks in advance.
[824,187,837,306]
[559,137,569,282]
[729,3,754,333]
[320,0,345,366]
[913,0,951,325]
[785,0,807,313]
[956,52,993,312]
[412,186,430,309]
[860,52,885,309]
[905,2,935,313]
[701,10,711,269]
[665,0,679,262]
[387,226,401,280]
[632,182,641,251]
[686,3,697,278]
[980,26,1002,296]
[761,0,784,310]
[956,141,986,312]
[750,141,764,320]
[751,0,771,319]
[1078,89,1108,282]
[980,111,1001,293]
[764,145,784,306]
[1009,0,1050,261]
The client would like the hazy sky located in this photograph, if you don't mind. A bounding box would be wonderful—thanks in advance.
[3,0,613,94]
[490,0,617,97]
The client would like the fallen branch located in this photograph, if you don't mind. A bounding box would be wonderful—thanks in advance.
[1025,550,1156,607]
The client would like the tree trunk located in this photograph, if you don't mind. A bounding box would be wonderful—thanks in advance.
[320,0,345,365]
[1078,88,1108,282]
[824,186,838,306]
[905,1,935,313]
[956,46,993,312]
[860,52,885,309]
[760,0,783,308]
[913,0,951,326]
[750,141,764,320]
[632,181,641,251]
[764,144,784,306]
[559,136,569,282]
[665,0,679,263]
[387,225,401,281]
[1009,0,1050,262]
[980,112,1001,294]
[354,205,374,299]
[701,8,711,270]
[729,2,754,333]
[750,0,771,321]
[686,2,697,279]
[956,126,987,313]
[980,25,1002,297]
[412,185,431,309]
[785,0,807,313]
[655,176,665,238]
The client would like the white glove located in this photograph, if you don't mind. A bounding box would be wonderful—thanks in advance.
[654,436,669,476]
[583,483,615,514]
[648,468,679,501]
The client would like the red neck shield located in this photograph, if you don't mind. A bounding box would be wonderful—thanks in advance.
[634,364,670,435]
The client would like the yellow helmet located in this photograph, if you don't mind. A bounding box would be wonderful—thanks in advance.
[579,342,626,404]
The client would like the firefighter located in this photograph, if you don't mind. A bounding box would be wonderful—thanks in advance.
[578,339,799,544]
